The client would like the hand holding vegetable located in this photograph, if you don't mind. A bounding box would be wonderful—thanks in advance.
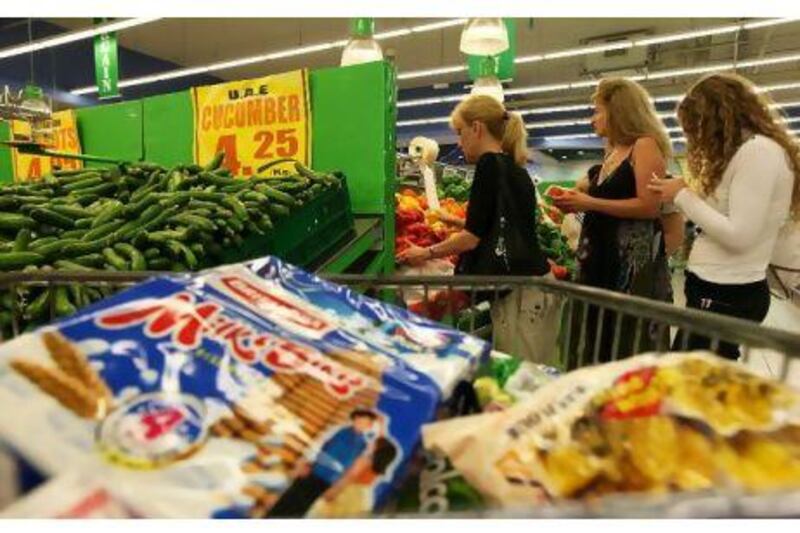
[397,243,431,266]
[551,189,593,213]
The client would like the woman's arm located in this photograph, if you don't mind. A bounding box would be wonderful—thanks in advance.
[660,212,686,256]
[672,143,781,252]
[397,230,479,265]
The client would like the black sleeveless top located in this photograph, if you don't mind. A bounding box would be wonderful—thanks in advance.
[578,155,671,301]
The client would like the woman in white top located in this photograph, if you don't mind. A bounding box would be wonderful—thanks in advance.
[650,72,800,360]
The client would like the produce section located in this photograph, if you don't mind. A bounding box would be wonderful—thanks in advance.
[0,15,798,521]
[0,156,349,335]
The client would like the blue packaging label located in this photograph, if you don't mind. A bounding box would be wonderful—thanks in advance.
[0,258,489,518]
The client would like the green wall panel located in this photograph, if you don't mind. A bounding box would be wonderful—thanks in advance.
[310,61,395,216]
[143,91,194,166]
[76,100,143,166]
[0,122,13,184]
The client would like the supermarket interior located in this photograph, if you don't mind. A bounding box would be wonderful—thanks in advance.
[0,11,799,520]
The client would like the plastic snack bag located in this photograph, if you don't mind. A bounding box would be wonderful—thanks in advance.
[0,259,490,518]
[423,352,800,509]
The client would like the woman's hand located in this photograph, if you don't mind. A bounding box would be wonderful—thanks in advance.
[551,190,595,213]
[648,175,687,203]
[396,244,430,266]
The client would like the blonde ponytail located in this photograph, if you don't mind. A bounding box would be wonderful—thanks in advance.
[502,111,530,167]
[451,95,530,166]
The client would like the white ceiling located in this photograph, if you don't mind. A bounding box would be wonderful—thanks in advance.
[44,17,800,105]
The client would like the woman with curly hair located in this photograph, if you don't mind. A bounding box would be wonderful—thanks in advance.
[650,72,800,360]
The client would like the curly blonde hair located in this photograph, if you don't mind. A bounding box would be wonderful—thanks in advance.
[593,78,673,159]
[677,72,800,219]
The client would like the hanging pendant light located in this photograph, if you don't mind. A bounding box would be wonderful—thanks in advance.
[459,18,509,56]
[470,56,504,103]
[341,18,383,67]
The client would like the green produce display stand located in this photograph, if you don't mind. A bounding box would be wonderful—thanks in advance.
[0,61,397,274]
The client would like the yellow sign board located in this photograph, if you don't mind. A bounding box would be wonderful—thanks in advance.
[192,69,311,177]
[11,110,83,182]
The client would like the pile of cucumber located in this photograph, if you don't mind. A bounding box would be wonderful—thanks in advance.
[0,153,342,335]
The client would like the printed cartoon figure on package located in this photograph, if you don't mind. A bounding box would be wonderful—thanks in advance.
[0,258,491,518]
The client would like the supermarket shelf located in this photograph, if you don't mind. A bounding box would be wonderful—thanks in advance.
[316,216,383,274]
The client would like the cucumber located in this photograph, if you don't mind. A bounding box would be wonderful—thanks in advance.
[13,229,32,252]
[147,257,172,270]
[91,200,124,228]
[0,251,45,270]
[72,253,105,268]
[62,237,113,257]
[53,168,92,178]
[81,219,125,242]
[0,213,36,231]
[33,238,81,258]
[170,214,216,233]
[53,286,77,317]
[143,247,160,259]
[165,240,197,270]
[30,208,75,229]
[102,247,129,271]
[146,228,191,243]
[48,204,92,219]
[73,194,100,207]
[75,218,94,229]
[54,260,95,272]
[25,289,51,320]
[204,151,225,171]
[62,176,104,192]
[113,243,147,271]
[76,182,116,197]
[256,185,299,207]
[29,236,59,250]
[222,196,248,220]
[60,229,88,240]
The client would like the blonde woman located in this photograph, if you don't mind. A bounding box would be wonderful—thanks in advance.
[650,72,800,360]
[398,95,558,365]
[553,78,673,365]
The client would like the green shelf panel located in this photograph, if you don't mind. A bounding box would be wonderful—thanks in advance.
[142,91,195,166]
[76,101,144,167]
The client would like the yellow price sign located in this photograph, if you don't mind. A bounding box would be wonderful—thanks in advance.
[11,110,83,182]
[192,70,311,177]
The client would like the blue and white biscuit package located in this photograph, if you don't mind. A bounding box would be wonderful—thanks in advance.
[0,259,490,518]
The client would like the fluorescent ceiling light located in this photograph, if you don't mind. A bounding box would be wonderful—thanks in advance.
[400,54,800,108]
[399,18,798,82]
[410,19,467,33]
[634,25,741,47]
[71,18,465,96]
[398,65,467,81]
[0,18,160,61]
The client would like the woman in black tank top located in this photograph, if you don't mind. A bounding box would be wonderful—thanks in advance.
[553,79,673,367]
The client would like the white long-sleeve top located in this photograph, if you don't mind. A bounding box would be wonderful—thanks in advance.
[674,134,795,284]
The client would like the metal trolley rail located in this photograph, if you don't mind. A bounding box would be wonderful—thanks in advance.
[0,270,799,517]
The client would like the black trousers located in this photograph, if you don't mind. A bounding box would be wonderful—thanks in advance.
[673,271,771,360]
[265,473,330,518]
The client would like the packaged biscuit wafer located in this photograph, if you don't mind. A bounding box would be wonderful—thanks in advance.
[0,259,488,518]
[237,257,488,397]
[423,352,800,509]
